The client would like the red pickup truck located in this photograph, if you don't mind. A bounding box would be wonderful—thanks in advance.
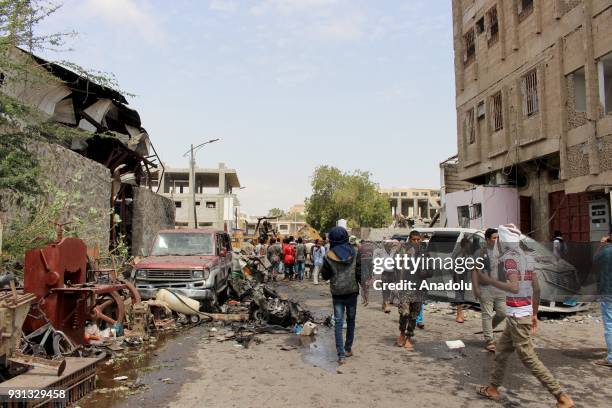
[133,228,232,309]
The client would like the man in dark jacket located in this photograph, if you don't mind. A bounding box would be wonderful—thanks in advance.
[321,227,361,365]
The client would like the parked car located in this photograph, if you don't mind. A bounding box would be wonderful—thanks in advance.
[397,227,592,313]
[133,228,232,310]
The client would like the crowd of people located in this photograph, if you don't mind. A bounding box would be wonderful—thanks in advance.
[244,224,612,408]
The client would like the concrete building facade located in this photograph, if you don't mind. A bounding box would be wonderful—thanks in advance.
[379,188,441,220]
[155,163,241,230]
[452,0,612,242]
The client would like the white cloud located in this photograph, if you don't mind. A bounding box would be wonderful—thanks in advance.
[80,0,165,43]
[251,0,338,16]
[316,13,364,41]
[209,0,238,13]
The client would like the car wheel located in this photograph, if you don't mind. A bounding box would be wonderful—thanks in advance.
[203,281,219,312]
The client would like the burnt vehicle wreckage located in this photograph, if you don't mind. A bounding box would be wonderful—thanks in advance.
[0,228,318,405]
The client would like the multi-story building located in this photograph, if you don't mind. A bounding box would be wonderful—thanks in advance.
[379,188,441,220]
[452,0,612,242]
[154,162,241,229]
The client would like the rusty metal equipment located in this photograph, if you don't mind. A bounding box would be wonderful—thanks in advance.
[0,277,37,377]
[0,356,100,407]
[1,274,67,379]
[22,233,140,347]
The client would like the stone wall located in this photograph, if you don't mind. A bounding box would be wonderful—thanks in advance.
[0,141,111,251]
[131,187,175,256]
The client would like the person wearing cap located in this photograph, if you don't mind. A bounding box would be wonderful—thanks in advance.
[477,225,574,408]
[321,226,361,365]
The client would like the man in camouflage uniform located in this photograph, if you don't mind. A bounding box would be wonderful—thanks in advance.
[396,230,430,350]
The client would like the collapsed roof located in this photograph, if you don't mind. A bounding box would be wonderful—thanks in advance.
[0,47,162,189]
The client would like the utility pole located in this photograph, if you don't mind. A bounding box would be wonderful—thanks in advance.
[183,139,220,229]
[190,143,197,228]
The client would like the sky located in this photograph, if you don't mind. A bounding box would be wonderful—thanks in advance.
[37,0,457,216]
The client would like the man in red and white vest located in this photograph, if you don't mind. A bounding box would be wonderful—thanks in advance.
[476,225,574,408]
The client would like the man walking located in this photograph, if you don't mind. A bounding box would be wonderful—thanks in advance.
[477,225,574,408]
[321,226,361,365]
[396,230,430,350]
[266,238,282,281]
[594,234,612,368]
[311,239,326,285]
[472,228,506,352]
[372,240,399,313]
[295,237,307,281]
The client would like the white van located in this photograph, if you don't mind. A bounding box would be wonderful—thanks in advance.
[411,227,592,313]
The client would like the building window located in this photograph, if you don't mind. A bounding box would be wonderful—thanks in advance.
[457,205,470,228]
[518,0,534,22]
[466,107,475,144]
[195,201,201,206]
[487,5,499,47]
[175,201,182,208]
[491,91,503,131]
[470,203,482,219]
[522,68,539,117]
[476,17,485,34]
[463,28,475,66]
[570,67,586,113]
[599,52,612,115]
[279,224,289,231]
[392,192,399,197]
[206,201,216,208]
[477,101,486,119]
[400,192,407,197]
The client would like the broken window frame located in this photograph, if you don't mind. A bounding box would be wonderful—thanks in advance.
[522,68,539,117]
[491,91,504,132]
[466,107,476,145]
[463,28,476,66]
[518,0,534,22]
[486,5,499,47]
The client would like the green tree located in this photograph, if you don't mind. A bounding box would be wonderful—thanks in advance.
[267,208,286,218]
[305,166,391,233]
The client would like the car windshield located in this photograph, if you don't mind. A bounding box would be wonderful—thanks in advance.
[150,233,214,256]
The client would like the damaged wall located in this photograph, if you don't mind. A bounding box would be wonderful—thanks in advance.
[0,141,111,251]
[131,187,175,256]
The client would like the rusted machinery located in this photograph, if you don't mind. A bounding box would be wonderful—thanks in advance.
[22,233,140,347]
[1,274,66,379]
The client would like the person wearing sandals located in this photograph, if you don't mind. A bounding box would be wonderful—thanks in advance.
[472,227,506,352]
[451,237,472,324]
[593,234,612,369]
[477,225,574,408]
[396,230,431,350]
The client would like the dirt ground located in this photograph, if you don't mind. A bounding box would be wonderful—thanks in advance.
[85,280,611,408]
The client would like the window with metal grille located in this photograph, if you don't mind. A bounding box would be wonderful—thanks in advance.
[463,28,475,66]
[466,107,475,144]
[487,5,499,46]
[518,0,534,21]
[491,91,503,131]
[522,69,539,117]
[476,17,485,34]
